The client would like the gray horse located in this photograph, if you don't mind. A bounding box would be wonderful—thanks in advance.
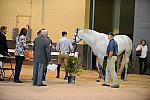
[73,29,132,81]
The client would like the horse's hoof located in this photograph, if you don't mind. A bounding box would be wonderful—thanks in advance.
[96,79,100,82]
[123,79,127,81]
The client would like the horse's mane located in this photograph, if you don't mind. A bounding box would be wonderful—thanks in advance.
[82,29,108,40]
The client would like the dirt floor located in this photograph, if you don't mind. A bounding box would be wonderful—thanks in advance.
[0,64,150,100]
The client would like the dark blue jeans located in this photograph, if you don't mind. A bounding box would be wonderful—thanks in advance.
[43,65,47,81]
[14,56,25,81]
[139,57,147,74]
[33,62,47,85]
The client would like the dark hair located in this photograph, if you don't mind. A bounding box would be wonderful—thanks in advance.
[140,39,146,45]
[108,32,114,37]
[37,30,41,35]
[19,28,27,36]
[37,28,45,36]
[0,26,7,31]
[62,31,67,36]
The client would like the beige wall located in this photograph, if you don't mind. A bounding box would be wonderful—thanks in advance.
[0,0,87,42]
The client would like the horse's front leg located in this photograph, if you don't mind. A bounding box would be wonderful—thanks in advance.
[96,57,104,82]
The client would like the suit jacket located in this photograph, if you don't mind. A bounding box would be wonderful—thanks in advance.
[0,31,8,56]
[33,35,51,63]
[47,37,52,52]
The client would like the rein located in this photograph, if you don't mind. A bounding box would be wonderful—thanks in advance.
[73,28,82,44]
[72,28,82,53]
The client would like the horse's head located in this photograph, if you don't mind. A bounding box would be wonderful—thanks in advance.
[73,28,83,44]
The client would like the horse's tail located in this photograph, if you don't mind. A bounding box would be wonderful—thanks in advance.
[126,36,133,57]
[120,50,125,55]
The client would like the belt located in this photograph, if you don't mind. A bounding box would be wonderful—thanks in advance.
[60,51,69,54]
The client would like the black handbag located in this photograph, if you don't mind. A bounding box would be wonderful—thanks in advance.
[136,50,142,56]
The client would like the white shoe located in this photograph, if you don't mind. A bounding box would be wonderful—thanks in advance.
[42,81,46,84]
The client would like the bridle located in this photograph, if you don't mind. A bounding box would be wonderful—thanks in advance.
[73,28,82,44]
[72,28,82,53]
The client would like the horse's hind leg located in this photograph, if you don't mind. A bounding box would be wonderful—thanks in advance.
[116,55,122,73]
[124,53,129,81]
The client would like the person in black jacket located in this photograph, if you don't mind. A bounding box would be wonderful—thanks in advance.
[0,26,9,56]
[0,26,10,80]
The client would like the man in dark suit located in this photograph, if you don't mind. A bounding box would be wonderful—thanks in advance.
[0,26,10,80]
[32,30,51,86]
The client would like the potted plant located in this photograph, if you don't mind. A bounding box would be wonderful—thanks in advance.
[65,56,81,84]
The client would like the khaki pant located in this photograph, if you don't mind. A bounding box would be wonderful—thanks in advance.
[58,53,69,66]
[105,56,119,85]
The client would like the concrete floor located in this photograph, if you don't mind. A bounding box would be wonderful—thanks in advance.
[0,64,150,100]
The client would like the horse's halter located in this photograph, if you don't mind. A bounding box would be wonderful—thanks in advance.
[73,28,82,44]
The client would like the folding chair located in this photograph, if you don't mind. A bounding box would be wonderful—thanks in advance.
[0,56,15,81]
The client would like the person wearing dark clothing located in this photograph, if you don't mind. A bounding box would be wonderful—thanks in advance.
[42,36,52,82]
[0,26,9,57]
[35,29,52,82]
[33,30,51,86]
[14,28,28,83]
[0,26,10,80]
[136,39,148,74]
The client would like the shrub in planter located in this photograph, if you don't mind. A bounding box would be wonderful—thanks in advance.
[65,56,81,84]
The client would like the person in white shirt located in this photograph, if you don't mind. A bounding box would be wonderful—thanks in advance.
[56,31,74,80]
[136,39,148,74]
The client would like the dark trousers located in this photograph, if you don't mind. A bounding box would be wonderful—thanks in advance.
[138,57,147,74]
[14,56,24,81]
[43,66,47,81]
[56,64,68,77]
[56,64,61,77]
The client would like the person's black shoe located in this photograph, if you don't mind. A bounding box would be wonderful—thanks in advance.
[0,78,5,81]
[96,79,100,82]
[64,76,68,80]
[111,84,119,88]
[37,84,47,86]
[14,80,22,83]
[143,73,148,75]
[18,80,22,83]
[32,84,37,86]
[102,83,110,87]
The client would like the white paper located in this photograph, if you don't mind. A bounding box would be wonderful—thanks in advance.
[47,64,57,71]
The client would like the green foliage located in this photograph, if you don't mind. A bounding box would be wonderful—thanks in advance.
[128,60,135,74]
[65,56,82,76]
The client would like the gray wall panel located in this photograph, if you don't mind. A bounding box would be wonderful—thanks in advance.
[133,0,150,73]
